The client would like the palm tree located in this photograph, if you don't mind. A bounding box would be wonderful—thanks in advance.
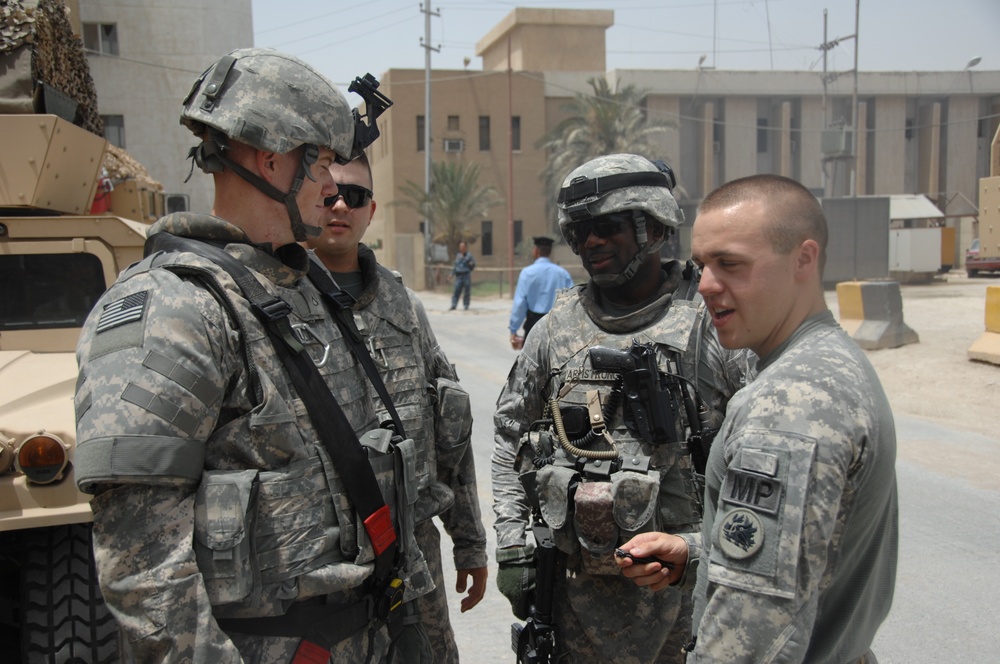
[396,160,501,257]
[537,77,676,230]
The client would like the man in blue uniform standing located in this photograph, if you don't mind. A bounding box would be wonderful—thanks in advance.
[508,236,574,349]
[449,241,476,310]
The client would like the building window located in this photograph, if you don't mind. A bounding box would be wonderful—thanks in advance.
[511,116,521,151]
[416,115,425,152]
[82,23,119,56]
[757,118,769,153]
[482,221,493,256]
[166,194,189,214]
[479,116,490,151]
[102,115,125,148]
[447,115,460,131]
[514,220,523,248]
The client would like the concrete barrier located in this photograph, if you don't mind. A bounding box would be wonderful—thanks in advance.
[836,280,919,350]
[967,285,1000,365]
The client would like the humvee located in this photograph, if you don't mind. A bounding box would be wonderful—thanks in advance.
[0,112,157,662]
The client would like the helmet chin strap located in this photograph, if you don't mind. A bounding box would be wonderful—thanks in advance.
[592,210,663,288]
[193,138,322,242]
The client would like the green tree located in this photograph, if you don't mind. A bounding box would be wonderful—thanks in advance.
[537,77,676,231]
[396,160,502,258]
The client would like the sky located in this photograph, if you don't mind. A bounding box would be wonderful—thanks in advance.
[251,0,1000,99]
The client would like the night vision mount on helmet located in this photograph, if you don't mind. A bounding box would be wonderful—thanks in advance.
[180,48,393,242]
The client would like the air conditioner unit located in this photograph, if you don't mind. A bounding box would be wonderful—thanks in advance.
[443,138,465,153]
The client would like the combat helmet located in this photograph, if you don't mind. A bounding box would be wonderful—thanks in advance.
[180,48,391,241]
[557,153,683,287]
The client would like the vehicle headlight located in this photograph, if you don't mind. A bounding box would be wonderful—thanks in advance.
[15,433,69,484]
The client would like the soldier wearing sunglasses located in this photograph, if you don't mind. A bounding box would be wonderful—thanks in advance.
[305,152,488,664]
[492,154,749,663]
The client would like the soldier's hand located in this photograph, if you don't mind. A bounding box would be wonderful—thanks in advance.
[456,566,488,612]
[495,544,536,620]
[616,532,688,592]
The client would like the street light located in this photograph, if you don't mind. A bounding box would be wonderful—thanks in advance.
[964,56,982,70]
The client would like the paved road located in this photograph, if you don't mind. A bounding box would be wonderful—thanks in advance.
[417,285,1000,663]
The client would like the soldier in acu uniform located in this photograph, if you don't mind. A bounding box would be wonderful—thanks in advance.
[618,175,898,664]
[74,48,429,663]
[492,154,748,663]
[304,151,489,663]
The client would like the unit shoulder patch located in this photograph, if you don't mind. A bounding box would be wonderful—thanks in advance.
[717,508,764,559]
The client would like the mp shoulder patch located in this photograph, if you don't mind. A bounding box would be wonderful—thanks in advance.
[718,508,764,559]
[96,291,149,333]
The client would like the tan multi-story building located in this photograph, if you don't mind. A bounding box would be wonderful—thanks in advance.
[370,7,1000,288]
[370,9,615,290]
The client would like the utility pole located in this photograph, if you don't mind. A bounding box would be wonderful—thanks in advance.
[818,7,857,197]
[507,36,515,299]
[420,3,440,266]
[850,0,860,197]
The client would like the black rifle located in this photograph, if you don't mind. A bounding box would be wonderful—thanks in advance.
[511,521,558,663]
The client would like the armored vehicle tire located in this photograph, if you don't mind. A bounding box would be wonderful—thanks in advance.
[21,523,121,663]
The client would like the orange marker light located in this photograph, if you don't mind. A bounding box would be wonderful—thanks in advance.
[16,434,68,484]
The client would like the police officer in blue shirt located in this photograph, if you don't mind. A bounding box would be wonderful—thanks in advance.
[509,235,574,348]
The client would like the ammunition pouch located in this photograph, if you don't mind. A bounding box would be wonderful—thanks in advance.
[574,481,618,575]
[194,428,427,612]
[535,464,579,555]
[194,469,259,605]
[433,376,473,468]
[518,435,664,576]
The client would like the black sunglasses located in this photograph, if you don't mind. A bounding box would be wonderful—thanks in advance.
[324,183,373,209]
[564,212,632,245]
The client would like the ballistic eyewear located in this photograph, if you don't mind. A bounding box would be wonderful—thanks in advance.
[324,183,373,209]
[564,212,632,246]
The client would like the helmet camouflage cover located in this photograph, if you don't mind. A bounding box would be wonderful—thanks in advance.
[557,153,684,240]
[180,47,356,161]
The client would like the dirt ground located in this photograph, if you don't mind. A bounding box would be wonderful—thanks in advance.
[824,273,999,440]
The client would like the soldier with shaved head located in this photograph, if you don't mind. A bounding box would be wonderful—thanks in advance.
[618,174,898,664]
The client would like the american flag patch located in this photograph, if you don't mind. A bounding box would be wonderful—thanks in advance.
[96,291,149,333]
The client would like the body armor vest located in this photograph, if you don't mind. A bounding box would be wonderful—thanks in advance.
[349,257,473,523]
[518,290,707,574]
[129,245,427,616]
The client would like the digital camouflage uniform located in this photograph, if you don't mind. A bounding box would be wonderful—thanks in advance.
[493,262,748,664]
[684,311,897,663]
[75,214,429,663]
[314,244,487,664]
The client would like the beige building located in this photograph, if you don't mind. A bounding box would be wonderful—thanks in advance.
[77,0,253,216]
[369,7,1000,288]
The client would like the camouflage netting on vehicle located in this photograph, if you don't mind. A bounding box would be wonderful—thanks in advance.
[1,0,102,135]
[104,143,162,190]
[2,1,160,190]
